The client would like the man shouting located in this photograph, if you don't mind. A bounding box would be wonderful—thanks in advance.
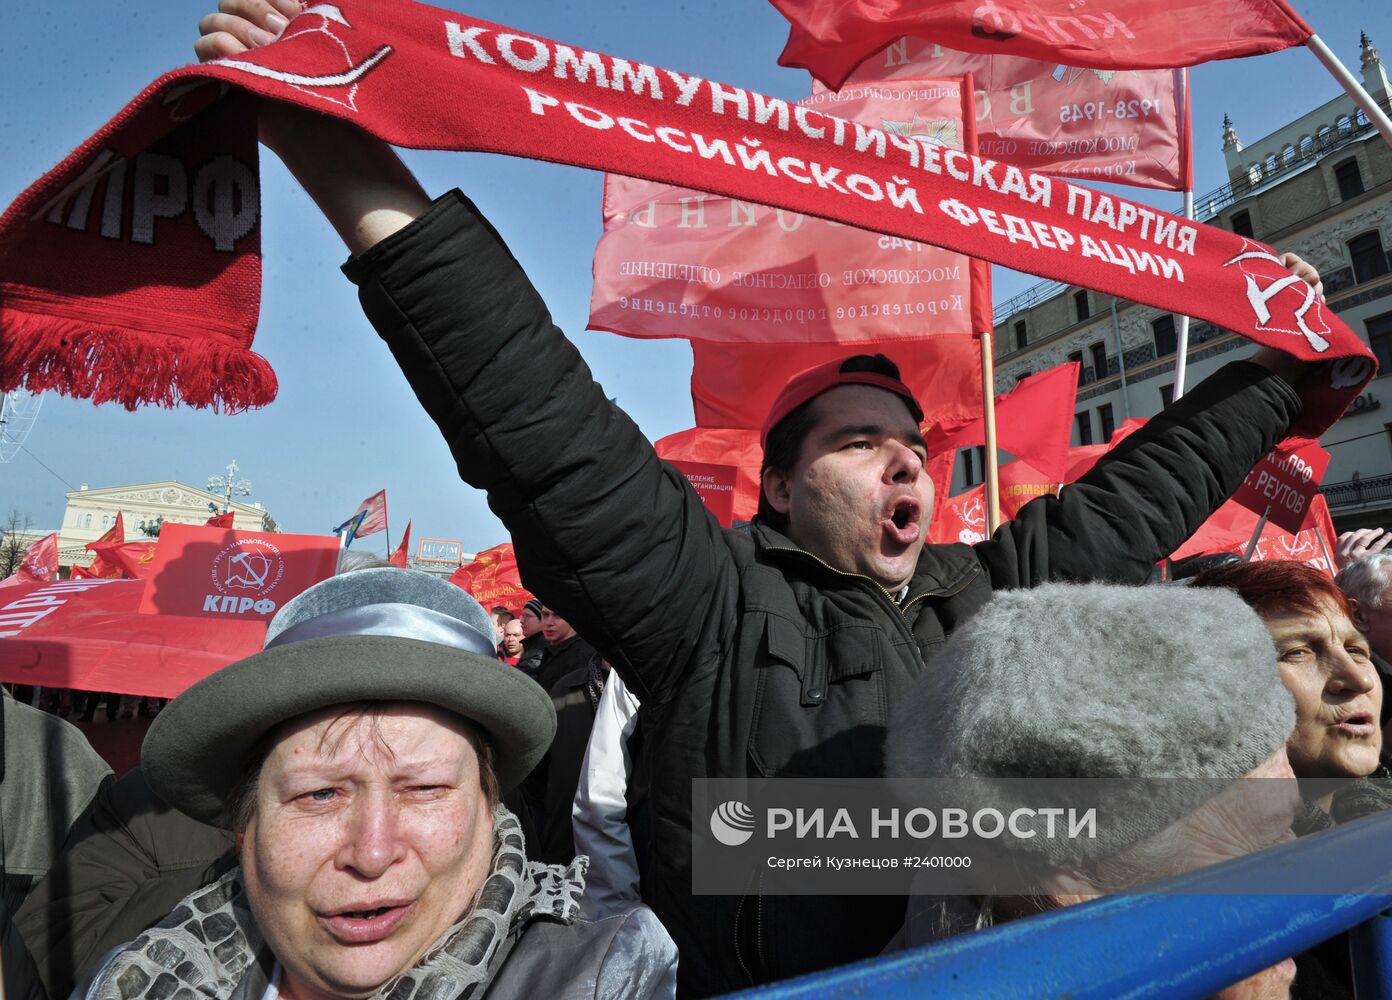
[199,3,1324,992]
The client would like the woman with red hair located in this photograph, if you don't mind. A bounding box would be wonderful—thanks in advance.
[1191,560,1390,1000]
[1191,561,1383,795]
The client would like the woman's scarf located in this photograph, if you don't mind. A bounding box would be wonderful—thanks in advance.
[91,806,586,999]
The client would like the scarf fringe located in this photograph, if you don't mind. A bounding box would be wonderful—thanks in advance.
[0,309,277,412]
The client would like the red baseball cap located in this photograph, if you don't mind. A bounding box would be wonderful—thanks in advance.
[760,355,923,448]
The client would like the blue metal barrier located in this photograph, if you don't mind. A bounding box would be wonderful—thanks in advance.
[725,811,1392,999]
[1353,909,1392,1000]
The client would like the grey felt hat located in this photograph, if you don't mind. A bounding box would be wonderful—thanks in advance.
[143,568,556,827]
[885,582,1296,868]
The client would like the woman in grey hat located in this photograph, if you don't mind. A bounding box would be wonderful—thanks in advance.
[886,582,1302,1000]
[84,568,676,1000]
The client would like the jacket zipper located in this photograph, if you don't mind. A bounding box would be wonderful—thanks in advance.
[764,545,976,634]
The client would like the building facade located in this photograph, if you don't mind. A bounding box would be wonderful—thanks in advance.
[48,480,277,571]
[977,34,1392,532]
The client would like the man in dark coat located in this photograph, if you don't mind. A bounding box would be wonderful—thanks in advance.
[217,29,1327,991]
[523,654,610,866]
[535,605,596,696]
[517,599,548,680]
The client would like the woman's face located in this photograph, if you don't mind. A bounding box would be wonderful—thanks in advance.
[240,703,495,998]
[1263,598,1382,779]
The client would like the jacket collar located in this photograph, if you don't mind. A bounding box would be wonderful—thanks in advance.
[748,521,979,600]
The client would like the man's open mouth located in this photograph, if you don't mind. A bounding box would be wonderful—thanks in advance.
[883,497,923,544]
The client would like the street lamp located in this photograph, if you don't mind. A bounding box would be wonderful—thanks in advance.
[207,459,253,514]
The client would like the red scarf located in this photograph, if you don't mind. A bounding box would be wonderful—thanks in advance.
[0,1,1372,434]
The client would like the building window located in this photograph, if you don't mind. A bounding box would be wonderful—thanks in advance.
[1153,315,1178,357]
[1160,384,1175,408]
[1335,158,1365,201]
[1098,403,1116,443]
[1089,342,1109,381]
[1074,290,1090,322]
[961,448,976,486]
[1349,232,1389,284]
[1317,125,1333,148]
[83,514,91,528]
[1014,320,1027,351]
[1068,351,1085,386]
[1337,114,1354,137]
[1230,211,1254,238]
[1298,135,1313,159]
[1369,312,1392,374]
[1076,412,1094,446]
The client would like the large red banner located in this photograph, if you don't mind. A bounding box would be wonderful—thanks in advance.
[590,78,980,344]
[692,337,983,430]
[0,578,264,697]
[771,0,1312,90]
[842,39,1189,190]
[0,1,1368,437]
[136,524,340,622]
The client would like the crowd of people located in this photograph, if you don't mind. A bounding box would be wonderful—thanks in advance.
[0,3,1389,998]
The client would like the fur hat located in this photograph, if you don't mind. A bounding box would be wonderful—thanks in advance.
[143,568,555,827]
[885,582,1295,867]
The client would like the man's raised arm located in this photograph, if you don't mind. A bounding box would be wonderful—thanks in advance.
[975,255,1325,589]
[197,0,431,252]
[197,3,734,706]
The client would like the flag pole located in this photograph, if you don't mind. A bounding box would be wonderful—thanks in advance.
[1305,35,1392,150]
[1172,188,1194,400]
[1172,68,1194,401]
[1315,524,1337,573]
[383,491,391,558]
[1243,506,1273,561]
[980,330,1001,534]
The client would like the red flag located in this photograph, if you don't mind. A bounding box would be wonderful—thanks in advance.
[843,40,1190,191]
[450,544,533,616]
[656,427,763,524]
[86,512,125,550]
[86,541,159,579]
[928,416,1148,543]
[348,489,389,538]
[1229,440,1331,535]
[83,512,127,579]
[692,337,983,431]
[925,361,1079,486]
[14,537,59,584]
[589,77,982,344]
[69,564,98,580]
[137,524,340,622]
[771,0,1313,90]
[666,460,740,527]
[0,578,264,698]
[1172,493,1338,576]
[389,521,413,568]
[204,510,236,528]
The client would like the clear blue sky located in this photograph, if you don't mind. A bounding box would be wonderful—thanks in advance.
[1,0,1387,555]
